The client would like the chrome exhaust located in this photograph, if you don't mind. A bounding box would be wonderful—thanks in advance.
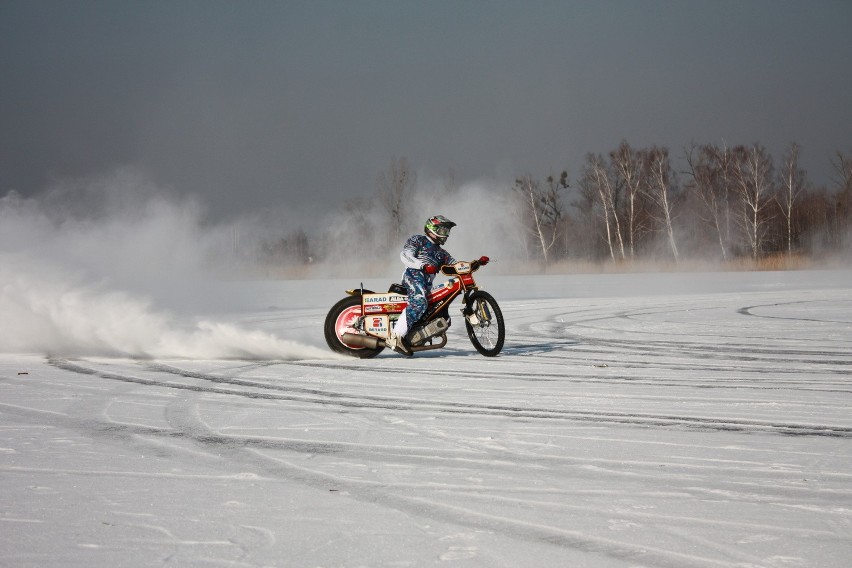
[340,332,381,350]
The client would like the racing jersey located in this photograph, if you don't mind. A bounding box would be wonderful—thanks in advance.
[399,234,456,287]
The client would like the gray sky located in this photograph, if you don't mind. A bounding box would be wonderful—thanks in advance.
[2,0,850,219]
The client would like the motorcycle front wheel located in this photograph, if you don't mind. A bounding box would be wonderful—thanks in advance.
[464,291,505,357]
[324,295,384,358]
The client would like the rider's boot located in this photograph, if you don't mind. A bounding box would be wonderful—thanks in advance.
[387,316,413,356]
[385,333,412,356]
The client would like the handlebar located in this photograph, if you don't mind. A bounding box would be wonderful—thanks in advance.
[440,260,483,276]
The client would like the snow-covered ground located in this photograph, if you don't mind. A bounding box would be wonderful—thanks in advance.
[2,269,851,567]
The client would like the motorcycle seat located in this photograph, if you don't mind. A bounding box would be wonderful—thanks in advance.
[388,283,408,295]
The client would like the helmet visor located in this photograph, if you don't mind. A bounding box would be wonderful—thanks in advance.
[433,224,452,238]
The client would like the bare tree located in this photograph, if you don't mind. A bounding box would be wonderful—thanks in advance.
[571,176,603,261]
[513,171,568,266]
[776,143,806,256]
[377,156,417,242]
[513,175,539,261]
[829,150,852,248]
[685,143,719,257]
[610,141,649,257]
[831,151,852,195]
[733,144,775,260]
[644,147,679,262]
[581,154,625,262]
[685,142,738,260]
[545,171,570,262]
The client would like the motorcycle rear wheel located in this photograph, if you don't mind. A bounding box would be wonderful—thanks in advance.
[324,295,384,358]
[464,291,505,357]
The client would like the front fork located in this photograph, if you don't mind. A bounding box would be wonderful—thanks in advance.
[461,289,487,326]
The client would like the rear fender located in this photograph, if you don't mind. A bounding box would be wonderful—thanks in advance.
[345,288,375,296]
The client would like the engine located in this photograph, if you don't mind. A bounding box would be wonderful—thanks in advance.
[408,317,449,346]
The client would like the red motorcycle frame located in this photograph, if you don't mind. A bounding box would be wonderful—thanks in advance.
[324,260,505,358]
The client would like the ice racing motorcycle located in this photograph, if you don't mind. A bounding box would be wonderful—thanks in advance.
[324,259,505,358]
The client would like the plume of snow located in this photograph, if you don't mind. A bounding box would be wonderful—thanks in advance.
[0,169,333,360]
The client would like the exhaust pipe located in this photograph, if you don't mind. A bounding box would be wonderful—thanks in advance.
[341,332,381,350]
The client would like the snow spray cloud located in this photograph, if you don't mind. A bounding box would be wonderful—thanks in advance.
[409,178,525,265]
[0,169,332,360]
[316,176,524,277]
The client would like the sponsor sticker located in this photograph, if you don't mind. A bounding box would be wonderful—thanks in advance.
[366,315,390,337]
[363,293,407,305]
[362,293,407,314]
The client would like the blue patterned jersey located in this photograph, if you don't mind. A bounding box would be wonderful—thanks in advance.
[399,234,456,286]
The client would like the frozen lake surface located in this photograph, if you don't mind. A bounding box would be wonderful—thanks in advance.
[2,270,851,567]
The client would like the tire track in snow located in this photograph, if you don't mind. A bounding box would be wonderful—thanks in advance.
[503,297,852,394]
[153,388,796,568]
[46,358,852,438]
[5,369,850,524]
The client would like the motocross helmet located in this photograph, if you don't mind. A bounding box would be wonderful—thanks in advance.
[424,215,456,245]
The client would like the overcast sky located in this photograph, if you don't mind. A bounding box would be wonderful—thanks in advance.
[2,0,850,219]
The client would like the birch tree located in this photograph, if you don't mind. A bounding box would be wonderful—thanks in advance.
[685,143,737,260]
[610,141,648,258]
[776,143,806,256]
[513,171,568,266]
[830,151,852,248]
[644,147,679,262]
[830,150,852,217]
[581,154,625,262]
[733,144,774,260]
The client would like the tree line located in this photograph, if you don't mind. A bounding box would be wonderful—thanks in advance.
[258,144,851,271]
[556,142,852,263]
[508,141,850,267]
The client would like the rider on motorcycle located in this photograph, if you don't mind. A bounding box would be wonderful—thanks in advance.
[385,215,458,355]
[386,215,491,355]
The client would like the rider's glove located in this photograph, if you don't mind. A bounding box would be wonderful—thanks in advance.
[423,264,438,274]
[478,256,490,265]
